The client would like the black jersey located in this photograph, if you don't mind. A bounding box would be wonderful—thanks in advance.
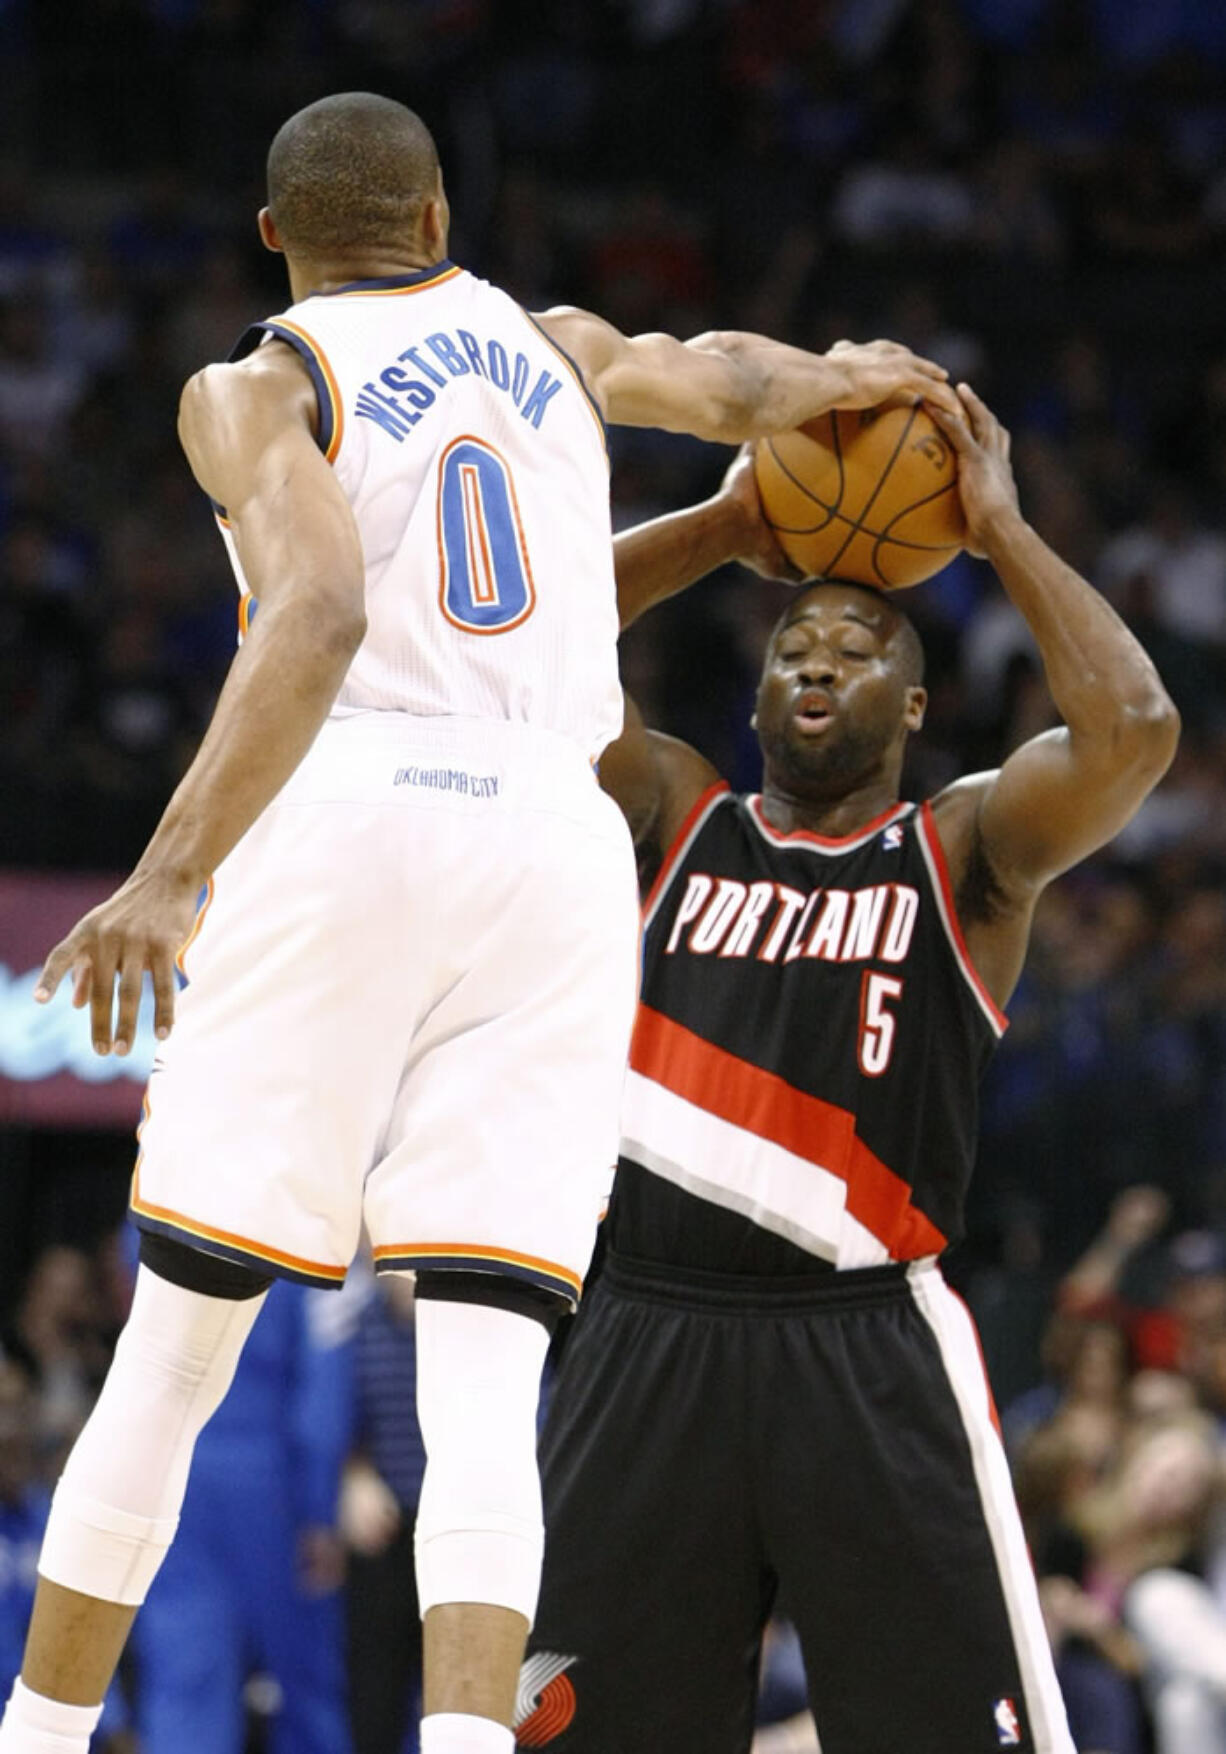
[609,785,1008,1274]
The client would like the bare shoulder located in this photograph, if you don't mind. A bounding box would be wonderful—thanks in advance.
[179,341,314,433]
[178,343,317,504]
[651,730,724,852]
[927,769,1032,909]
[597,710,721,858]
[928,767,1039,1011]
[532,304,613,362]
[927,770,996,868]
[530,305,633,410]
[622,730,724,901]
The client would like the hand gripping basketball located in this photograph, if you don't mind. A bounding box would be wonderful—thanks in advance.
[824,338,961,419]
[753,397,968,590]
[925,384,1021,559]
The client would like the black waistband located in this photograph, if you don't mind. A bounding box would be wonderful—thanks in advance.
[599,1249,916,1314]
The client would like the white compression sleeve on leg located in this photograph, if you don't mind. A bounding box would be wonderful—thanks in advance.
[37,1264,265,1606]
[413,1296,551,1623]
[419,1712,513,1754]
[0,1679,102,1753]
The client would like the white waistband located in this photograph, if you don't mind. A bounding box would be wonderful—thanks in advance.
[277,712,602,815]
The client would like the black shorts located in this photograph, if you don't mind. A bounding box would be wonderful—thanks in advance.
[520,1252,1071,1754]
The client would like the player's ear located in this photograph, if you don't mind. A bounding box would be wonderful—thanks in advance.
[904,685,926,734]
[421,186,449,257]
[257,208,284,255]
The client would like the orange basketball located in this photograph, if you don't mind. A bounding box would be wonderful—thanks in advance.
[753,400,966,589]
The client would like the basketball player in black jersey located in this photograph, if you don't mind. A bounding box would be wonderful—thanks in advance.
[516,386,1178,1754]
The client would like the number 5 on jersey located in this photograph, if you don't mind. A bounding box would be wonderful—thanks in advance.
[859,971,904,1077]
[437,435,537,634]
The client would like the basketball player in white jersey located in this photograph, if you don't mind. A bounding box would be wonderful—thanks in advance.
[0,94,959,1754]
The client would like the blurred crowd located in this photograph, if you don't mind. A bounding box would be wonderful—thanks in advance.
[14,1201,1226,1753]
[0,1233,419,1754]
[0,1235,815,1754]
[1007,1189,1226,1754]
[1,0,1225,1750]
[3,0,1226,866]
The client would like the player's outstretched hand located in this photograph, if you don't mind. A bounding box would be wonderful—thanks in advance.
[925,382,1021,557]
[34,869,202,1055]
[826,339,961,420]
[719,445,807,583]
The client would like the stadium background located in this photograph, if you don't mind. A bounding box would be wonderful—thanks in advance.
[0,1,1225,1749]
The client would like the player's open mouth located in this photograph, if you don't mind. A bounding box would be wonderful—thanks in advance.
[793,691,833,733]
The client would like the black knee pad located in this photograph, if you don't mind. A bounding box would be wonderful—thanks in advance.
[413,1268,568,1335]
[139,1231,275,1301]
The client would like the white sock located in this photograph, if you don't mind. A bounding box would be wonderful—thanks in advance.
[0,1679,103,1752]
[420,1712,513,1754]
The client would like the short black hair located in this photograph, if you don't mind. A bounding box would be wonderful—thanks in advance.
[267,93,440,258]
[771,578,926,686]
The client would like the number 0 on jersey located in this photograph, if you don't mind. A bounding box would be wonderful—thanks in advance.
[438,435,537,634]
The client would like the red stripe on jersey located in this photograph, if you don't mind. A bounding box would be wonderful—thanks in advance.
[629,1005,947,1260]
[917,802,1010,1034]
[641,782,730,920]
[748,794,912,851]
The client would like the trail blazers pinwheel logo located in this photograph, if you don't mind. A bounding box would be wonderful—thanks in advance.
[514,1651,578,1747]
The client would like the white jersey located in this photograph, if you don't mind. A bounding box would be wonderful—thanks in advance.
[217,260,622,760]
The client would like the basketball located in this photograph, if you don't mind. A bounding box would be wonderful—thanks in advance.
[754,400,966,589]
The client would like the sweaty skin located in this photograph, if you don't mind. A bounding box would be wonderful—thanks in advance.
[35,342,367,1056]
[36,169,958,1059]
[537,319,962,441]
[605,385,1179,1012]
[23,136,969,1745]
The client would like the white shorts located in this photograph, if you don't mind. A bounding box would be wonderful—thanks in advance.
[132,714,640,1304]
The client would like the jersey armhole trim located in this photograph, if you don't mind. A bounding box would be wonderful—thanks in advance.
[916,800,1009,1037]
[262,319,343,462]
[521,311,610,463]
[641,781,730,929]
[228,318,343,463]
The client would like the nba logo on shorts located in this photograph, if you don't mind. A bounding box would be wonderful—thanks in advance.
[993,1697,1021,1746]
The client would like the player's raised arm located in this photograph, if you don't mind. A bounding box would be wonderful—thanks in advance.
[927,385,1180,1002]
[604,451,793,855]
[597,693,720,865]
[35,343,366,1055]
[614,445,802,630]
[535,309,961,441]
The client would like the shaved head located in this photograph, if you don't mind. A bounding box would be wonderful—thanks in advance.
[770,580,925,686]
[267,93,441,259]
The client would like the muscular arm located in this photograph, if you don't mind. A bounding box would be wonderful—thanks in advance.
[614,446,801,630]
[614,495,753,631]
[598,694,720,858]
[604,451,791,847]
[929,388,1179,1005]
[151,344,367,882]
[36,343,366,1052]
[536,308,960,443]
